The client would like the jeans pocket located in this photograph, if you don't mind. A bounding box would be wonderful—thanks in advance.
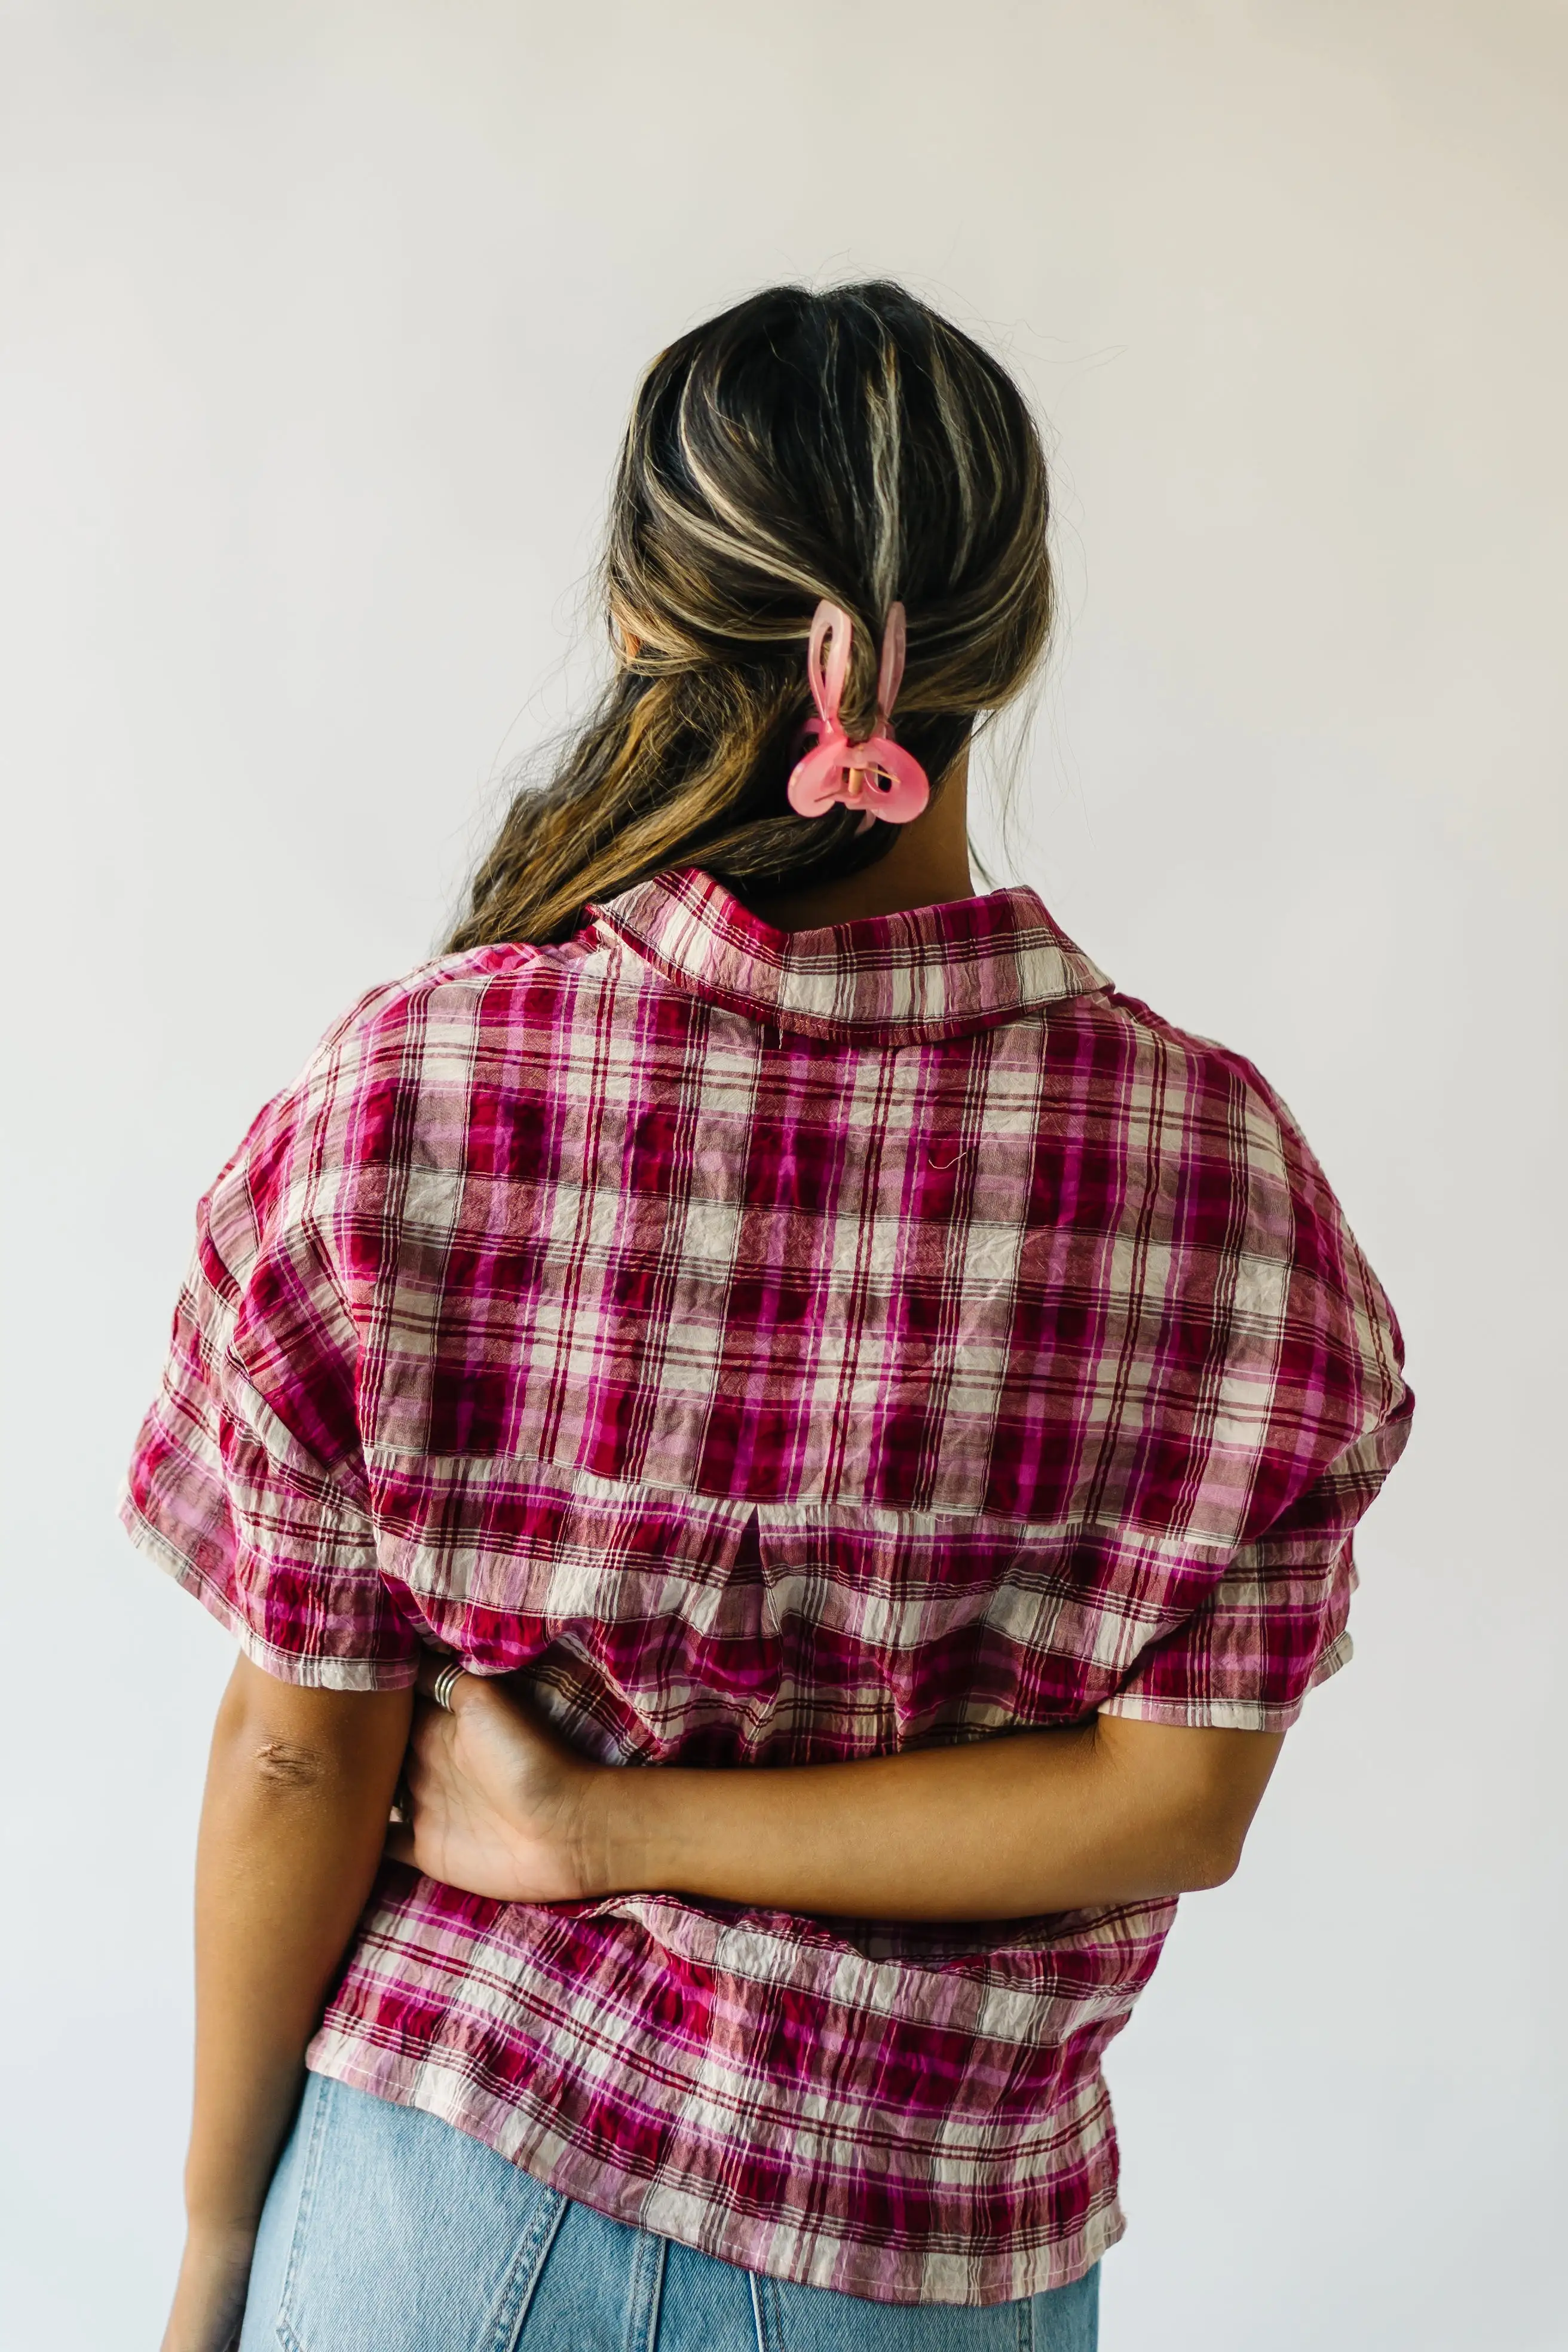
[751,2261,1097,2352]
[275,2078,566,2352]
[1031,2265,1099,2352]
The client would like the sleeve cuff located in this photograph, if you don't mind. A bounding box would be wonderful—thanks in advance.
[1095,1628,1353,1733]
[118,1485,419,1693]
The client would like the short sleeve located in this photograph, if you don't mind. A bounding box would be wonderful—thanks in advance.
[119,1056,420,1691]
[1099,1391,1414,1732]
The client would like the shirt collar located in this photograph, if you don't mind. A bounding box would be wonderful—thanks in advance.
[591,866,1110,1044]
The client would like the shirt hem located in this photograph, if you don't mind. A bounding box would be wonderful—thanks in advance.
[303,2034,1124,2307]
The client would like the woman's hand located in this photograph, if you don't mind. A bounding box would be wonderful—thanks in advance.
[387,1661,609,1903]
[390,1674,1285,1923]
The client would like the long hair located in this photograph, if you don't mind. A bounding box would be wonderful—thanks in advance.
[447,281,1054,950]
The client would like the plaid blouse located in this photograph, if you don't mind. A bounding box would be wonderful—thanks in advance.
[121,866,1411,2306]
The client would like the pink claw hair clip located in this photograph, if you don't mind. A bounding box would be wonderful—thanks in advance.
[786,601,930,831]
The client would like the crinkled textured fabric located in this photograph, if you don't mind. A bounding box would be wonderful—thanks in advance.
[124,867,1411,2305]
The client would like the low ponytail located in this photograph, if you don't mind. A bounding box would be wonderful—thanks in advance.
[446,281,1052,951]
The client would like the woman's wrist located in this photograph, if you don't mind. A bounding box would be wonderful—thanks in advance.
[183,2207,263,2246]
[162,2219,257,2352]
[574,1758,682,1900]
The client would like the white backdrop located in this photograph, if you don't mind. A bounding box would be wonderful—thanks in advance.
[3,4,1564,2346]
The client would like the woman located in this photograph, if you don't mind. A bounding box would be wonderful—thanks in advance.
[123,281,1412,2352]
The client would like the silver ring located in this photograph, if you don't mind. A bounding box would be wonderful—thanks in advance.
[431,1661,465,1711]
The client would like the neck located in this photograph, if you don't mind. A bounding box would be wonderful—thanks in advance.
[746,743,976,932]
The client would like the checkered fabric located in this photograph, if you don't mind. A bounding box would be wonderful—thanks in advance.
[121,866,1411,2306]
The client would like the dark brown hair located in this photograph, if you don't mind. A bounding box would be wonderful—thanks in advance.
[448,281,1053,950]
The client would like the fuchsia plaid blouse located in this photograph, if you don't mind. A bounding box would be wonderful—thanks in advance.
[121,867,1411,2305]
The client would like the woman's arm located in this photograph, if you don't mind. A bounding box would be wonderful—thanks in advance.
[164,1655,412,2352]
[390,1668,1282,1921]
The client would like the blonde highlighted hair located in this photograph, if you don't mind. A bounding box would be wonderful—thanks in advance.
[448,282,1053,950]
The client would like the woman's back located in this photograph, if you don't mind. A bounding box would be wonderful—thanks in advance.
[127,285,1413,2346]
[124,860,1408,2304]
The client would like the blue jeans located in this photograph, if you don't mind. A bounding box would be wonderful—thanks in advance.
[240,2075,1100,2351]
